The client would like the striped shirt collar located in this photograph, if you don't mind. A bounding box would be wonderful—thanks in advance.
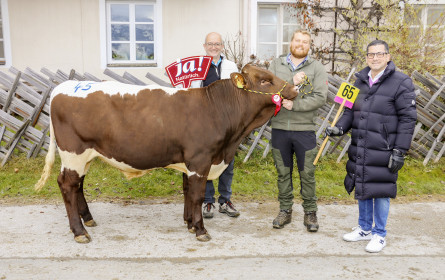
[286,53,308,71]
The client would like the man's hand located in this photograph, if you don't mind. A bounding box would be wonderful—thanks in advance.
[293,71,306,86]
[388,149,405,173]
[325,126,343,137]
[282,99,293,110]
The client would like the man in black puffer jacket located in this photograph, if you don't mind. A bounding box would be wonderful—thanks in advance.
[326,40,417,253]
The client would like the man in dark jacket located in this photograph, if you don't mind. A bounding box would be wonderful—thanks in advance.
[326,40,417,253]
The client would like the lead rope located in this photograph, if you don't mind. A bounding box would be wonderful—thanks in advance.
[298,76,313,96]
[242,81,288,98]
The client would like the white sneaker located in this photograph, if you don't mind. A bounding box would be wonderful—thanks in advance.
[343,226,372,242]
[365,234,386,253]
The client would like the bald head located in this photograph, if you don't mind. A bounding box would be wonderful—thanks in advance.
[205,32,222,44]
[203,32,224,62]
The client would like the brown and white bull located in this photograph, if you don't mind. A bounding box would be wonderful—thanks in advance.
[35,64,298,243]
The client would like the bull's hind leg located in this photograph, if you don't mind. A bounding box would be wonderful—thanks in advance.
[77,175,97,227]
[58,169,91,243]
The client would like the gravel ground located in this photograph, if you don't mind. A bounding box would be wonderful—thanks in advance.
[1,201,444,279]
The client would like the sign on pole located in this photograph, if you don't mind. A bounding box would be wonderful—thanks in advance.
[313,82,360,165]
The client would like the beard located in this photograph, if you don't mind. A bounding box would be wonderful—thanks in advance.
[290,47,309,59]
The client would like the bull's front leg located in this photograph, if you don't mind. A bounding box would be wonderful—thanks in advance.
[182,173,193,231]
[187,174,211,241]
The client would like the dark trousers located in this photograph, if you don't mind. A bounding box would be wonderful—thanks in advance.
[271,129,318,212]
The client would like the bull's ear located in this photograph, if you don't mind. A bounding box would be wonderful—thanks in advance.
[230,73,246,89]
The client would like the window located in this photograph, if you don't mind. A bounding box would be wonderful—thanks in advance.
[106,1,160,67]
[0,0,11,67]
[257,4,300,60]
[408,4,445,36]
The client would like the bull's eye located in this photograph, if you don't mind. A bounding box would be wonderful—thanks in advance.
[261,80,271,86]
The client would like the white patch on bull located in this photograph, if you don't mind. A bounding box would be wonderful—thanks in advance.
[166,161,228,179]
[58,148,227,180]
[51,80,181,101]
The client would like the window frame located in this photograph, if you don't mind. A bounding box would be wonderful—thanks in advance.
[250,0,299,61]
[0,0,12,68]
[100,0,163,68]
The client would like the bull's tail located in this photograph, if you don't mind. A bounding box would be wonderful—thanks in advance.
[35,122,56,191]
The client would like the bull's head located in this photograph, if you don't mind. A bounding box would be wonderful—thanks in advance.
[230,64,298,102]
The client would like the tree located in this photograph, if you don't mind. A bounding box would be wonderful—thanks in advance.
[287,0,445,76]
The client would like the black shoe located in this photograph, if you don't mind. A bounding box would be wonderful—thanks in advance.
[273,209,292,229]
[304,211,319,232]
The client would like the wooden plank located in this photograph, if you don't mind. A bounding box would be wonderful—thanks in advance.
[262,142,271,158]
[31,125,49,158]
[103,68,130,84]
[316,103,335,139]
[68,69,76,80]
[329,134,348,153]
[417,113,445,143]
[2,71,21,112]
[336,138,351,163]
[56,69,69,81]
[123,72,146,85]
[424,83,445,109]
[0,125,5,142]
[0,88,50,128]
[21,67,54,89]
[84,72,102,82]
[30,87,52,127]
[426,72,444,89]
[434,139,445,163]
[243,122,269,163]
[5,119,31,150]
[423,125,445,166]
[41,67,65,84]
[145,72,173,87]
[1,119,31,167]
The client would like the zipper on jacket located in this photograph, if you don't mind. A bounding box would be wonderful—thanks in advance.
[215,65,219,78]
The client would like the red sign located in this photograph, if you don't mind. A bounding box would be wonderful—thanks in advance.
[165,56,213,88]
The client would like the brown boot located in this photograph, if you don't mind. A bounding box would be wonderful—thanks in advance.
[273,209,292,229]
[304,211,319,232]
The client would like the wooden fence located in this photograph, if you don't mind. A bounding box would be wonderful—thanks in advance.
[0,66,443,167]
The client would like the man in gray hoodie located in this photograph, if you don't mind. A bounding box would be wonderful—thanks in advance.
[268,29,328,232]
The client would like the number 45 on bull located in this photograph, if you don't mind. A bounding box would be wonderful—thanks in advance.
[313,82,360,165]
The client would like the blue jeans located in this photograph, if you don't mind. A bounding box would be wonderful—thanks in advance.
[358,198,390,237]
[204,159,234,204]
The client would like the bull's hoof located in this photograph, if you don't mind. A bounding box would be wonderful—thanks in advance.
[196,233,211,242]
[74,233,92,244]
[84,219,97,227]
[188,226,196,233]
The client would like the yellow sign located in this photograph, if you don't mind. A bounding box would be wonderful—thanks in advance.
[335,82,360,109]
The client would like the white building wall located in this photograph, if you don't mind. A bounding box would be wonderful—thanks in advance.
[2,0,242,82]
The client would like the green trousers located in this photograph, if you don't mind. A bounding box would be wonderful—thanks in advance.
[272,147,318,212]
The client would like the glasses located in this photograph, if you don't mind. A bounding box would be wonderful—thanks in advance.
[367,52,388,59]
[205,42,223,47]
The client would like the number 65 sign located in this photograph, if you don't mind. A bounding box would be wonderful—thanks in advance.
[334,82,360,109]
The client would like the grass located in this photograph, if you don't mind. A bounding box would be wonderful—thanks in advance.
[1,150,444,203]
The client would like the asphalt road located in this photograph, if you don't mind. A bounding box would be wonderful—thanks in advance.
[1,201,445,279]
